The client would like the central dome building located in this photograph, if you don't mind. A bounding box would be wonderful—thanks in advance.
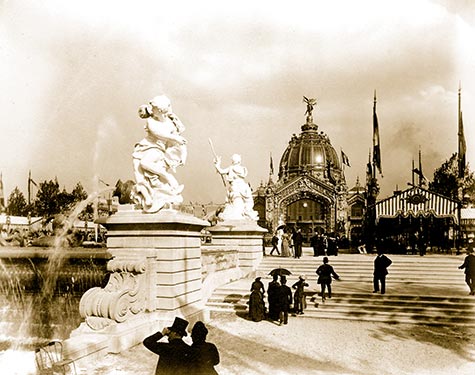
[255,99,350,242]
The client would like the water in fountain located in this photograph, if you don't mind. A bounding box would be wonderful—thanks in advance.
[0,188,114,373]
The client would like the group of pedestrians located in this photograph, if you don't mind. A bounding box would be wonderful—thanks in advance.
[269,229,339,258]
[248,273,310,325]
[269,228,305,258]
[143,317,220,375]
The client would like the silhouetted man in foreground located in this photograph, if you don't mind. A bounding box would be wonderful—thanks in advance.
[373,250,392,294]
[143,317,191,375]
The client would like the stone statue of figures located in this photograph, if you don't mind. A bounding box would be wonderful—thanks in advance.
[214,154,259,221]
[132,95,187,213]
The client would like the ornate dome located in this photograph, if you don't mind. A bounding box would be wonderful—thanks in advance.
[279,117,342,181]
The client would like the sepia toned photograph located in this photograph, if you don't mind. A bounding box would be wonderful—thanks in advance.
[1,1,474,374]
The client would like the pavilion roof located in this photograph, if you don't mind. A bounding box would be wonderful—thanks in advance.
[375,186,458,223]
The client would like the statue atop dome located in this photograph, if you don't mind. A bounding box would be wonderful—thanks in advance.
[303,96,317,121]
[302,96,318,131]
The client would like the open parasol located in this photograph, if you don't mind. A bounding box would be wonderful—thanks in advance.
[268,267,292,277]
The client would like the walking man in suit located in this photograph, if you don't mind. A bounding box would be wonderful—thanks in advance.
[373,250,392,294]
[459,244,475,295]
[270,234,280,256]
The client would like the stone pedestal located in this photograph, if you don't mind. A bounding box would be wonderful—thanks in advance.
[67,206,209,358]
[208,220,267,275]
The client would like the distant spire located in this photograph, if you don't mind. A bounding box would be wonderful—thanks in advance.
[411,159,415,186]
[268,152,274,184]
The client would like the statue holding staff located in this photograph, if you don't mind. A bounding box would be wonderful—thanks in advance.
[212,152,258,221]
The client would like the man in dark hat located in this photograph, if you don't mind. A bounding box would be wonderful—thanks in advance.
[276,276,292,325]
[373,250,392,294]
[459,243,475,295]
[190,321,220,375]
[143,316,192,374]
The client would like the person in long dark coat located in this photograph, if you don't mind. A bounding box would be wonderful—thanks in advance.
[190,321,220,375]
[459,245,475,295]
[316,256,340,302]
[292,228,304,259]
[267,274,280,320]
[373,250,392,294]
[248,278,266,321]
[310,232,320,257]
[143,317,192,375]
[277,276,292,325]
[251,276,265,295]
[292,275,309,314]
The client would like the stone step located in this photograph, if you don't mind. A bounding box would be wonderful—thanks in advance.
[206,253,474,326]
[207,295,475,326]
[208,291,475,306]
[208,304,475,327]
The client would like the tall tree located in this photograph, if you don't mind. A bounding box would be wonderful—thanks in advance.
[71,182,88,202]
[34,179,61,217]
[7,187,28,216]
[71,182,93,220]
[430,153,475,204]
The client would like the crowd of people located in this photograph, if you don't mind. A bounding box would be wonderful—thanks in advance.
[247,250,400,326]
[248,273,312,325]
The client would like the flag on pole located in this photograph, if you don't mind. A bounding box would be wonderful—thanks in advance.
[458,85,466,179]
[29,170,38,187]
[341,150,351,167]
[412,148,428,186]
[366,150,373,183]
[373,91,383,176]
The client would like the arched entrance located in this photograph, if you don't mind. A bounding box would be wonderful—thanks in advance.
[280,192,333,243]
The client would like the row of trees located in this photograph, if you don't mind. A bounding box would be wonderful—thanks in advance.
[6,179,92,219]
[5,179,136,220]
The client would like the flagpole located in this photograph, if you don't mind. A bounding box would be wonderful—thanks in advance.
[28,170,31,206]
[457,82,464,252]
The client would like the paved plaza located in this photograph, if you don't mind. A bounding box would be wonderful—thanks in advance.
[77,250,475,375]
[79,311,475,375]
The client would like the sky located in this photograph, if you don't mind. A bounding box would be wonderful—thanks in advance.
[1,0,474,206]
